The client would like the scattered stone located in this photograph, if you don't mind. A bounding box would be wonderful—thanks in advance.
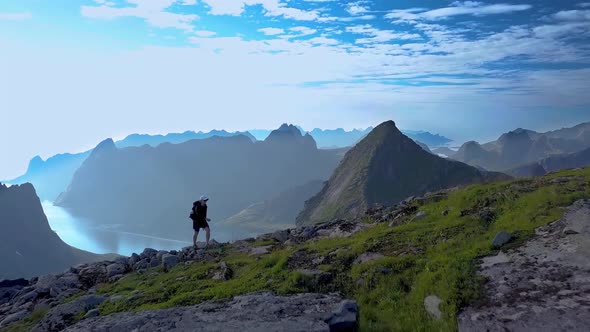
[212,262,232,281]
[249,245,273,256]
[162,254,180,272]
[442,208,450,216]
[0,310,28,328]
[492,231,513,249]
[378,268,393,275]
[414,211,428,220]
[83,308,100,319]
[424,295,442,320]
[354,252,385,265]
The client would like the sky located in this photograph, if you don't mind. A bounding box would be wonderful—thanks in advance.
[1,0,589,179]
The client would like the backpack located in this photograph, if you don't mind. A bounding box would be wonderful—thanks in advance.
[189,202,198,220]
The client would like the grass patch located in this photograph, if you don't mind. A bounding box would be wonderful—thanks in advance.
[91,168,590,331]
[0,308,49,332]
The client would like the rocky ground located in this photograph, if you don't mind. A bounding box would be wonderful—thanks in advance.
[65,292,356,332]
[0,214,369,331]
[458,199,590,332]
[2,170,590,331]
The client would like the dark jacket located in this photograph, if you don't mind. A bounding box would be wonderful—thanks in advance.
[192,201,207,222]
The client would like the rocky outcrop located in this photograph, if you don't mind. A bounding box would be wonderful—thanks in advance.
[64,293,358,332]
[458,199,590,331]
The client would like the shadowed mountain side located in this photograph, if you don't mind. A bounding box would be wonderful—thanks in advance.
[297,121,511,225]
[453,123,590,172]
[219,180,324,233]
[55,126,342,240]
[0,183,114,279]
[507,147,590,178]
[5,152,92,202]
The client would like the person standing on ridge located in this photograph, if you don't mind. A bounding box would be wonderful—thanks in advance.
[190,195,211,248]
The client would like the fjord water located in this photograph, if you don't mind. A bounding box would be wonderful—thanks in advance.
[42,201,191,255]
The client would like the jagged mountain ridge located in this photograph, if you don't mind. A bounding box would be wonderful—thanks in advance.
[297,121,510,225]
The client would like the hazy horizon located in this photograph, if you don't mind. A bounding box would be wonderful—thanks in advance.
[1,0,590,179]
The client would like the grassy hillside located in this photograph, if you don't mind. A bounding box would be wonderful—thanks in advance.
[3,168,589,332]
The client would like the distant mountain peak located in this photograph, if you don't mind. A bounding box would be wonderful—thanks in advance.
[26,155,45,173]
[90,138,117,159]
[265,124,316,148]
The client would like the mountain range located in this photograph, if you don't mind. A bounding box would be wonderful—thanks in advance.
[54,124,342,240]
[452,123,590,172]
[0,183,113,279]
[3,127,451,202]
[297,121,510,225]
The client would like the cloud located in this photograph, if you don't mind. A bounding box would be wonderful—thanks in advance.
[578,3,590,8]
[81,0,199,31]
[194,30,217,37]
[258,27,285,35]
[201,0,322,21]
[387,2,532,22]
[289,26,317,36]
[553,10,590,22]
[346,25,421,44]
[0,12,33,20]
[346,2,369,16]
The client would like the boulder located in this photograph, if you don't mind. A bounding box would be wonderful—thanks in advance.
[106,263,126,278]
[249,246,273,256]
[84,308,100,319]
[140,248,158,260]
[78,264,108,288]
[353,252,385,265]
[133,259,150,271]
[492,231,513,249]
[128,253,140,266]
[326,300,359,332]
[424,295,442,320]
[162,254,180,272]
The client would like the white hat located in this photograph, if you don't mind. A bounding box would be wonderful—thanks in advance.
[200,195,209,201]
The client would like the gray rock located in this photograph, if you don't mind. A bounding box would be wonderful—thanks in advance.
[354,252,385,265]
[326,300,358,332]
[492,231,512,249]
[33,294,105,331]
[249,245,273,256]
[128,253,140,266]
[162,254,180,272]
[106,263,126,278]
[65,293,358,332]
[212,262,232,281]
[0,310,28,328]
[78,264,108,288]
[156,250,169,263]
[140,248,158,259]
[134,259,150,271]
[83,308,100,319]
[414,211,428,220]
[424,295,442,320]
[149,258,160,268]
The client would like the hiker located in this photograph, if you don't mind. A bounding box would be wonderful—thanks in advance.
[190,195,211,248]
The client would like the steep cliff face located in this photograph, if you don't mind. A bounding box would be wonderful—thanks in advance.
[0,183,104,279]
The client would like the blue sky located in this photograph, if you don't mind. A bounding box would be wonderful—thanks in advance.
[1,0,590,178]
